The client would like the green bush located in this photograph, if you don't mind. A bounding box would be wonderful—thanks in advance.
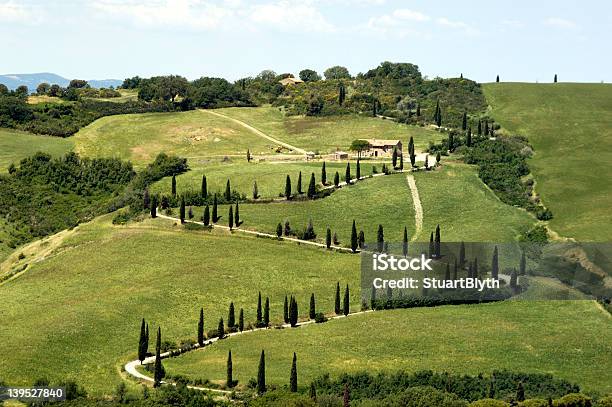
[469,399,510,407]
[555,393,592,407]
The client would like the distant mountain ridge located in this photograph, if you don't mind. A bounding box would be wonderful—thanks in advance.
[0,72,122,91]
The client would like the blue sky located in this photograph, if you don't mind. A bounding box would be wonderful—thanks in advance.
[1,0,610,83]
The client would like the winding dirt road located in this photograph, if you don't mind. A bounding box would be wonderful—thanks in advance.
[406,174,423,241]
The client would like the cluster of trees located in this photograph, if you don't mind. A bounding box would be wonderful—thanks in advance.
[0,152,135,247]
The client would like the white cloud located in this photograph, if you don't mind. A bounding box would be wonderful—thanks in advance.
[0,1,36,23]
[249,1,335,33]
[392,9,430,22]
[544,17,577,29]
[501,19,524,29]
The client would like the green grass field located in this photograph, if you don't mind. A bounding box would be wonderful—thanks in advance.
[72,110,283,166]
[0,215,360,395]
[414,163,535,242]
[150,160,377,200]
[483,83,612,241]
[0,128,74,170]
[163,300,612,393]
[217,106,445,153]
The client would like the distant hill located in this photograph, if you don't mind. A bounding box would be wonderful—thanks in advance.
[0,72,122,91]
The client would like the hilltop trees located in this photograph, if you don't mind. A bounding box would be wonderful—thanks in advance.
[324,65,351,80]
[198,308,204,346]
[496,75,500,83]
[554,74,558,83]
[299,69,321,82]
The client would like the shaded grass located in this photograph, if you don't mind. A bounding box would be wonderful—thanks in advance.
[164,300,612,393]
[0,128,74,170]
[483,83,612,241]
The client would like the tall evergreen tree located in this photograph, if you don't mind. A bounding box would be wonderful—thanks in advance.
[188,206,193,219]
[377,224,384,253]
[477,120,482,136]
[217,317,224,339]
[307,172,316,198]
[153,327,164,387]
[321,162,327,185]
[338,82,346,105]
[416,103,421,116]
[150,196,158,218]
[510,269,518,290]
[496,75,500,83]
[145,324,149,355]
[228,206,234,230]
[276,222,283,238]
[203,205,210,226]
[264,297,270,327]
[345,162,351,184]
[225,179,231,202]
[453,259,458,280]
[253,180,259,199]
[290,352,298,392]
[516,382,525,402]
[343,284,350,316]
[227,350,234,387]
[289,296,298,327]
[228,302,235,328]
[408,136,416,167]
[356,159,361,180]
[445,263,451,281]
[462,112,467,131]
[285,175,292,199]
[284,295,289,323]
[138,318,147,363]
[334,171,340,187]
[212,195,218,223]
[554,74,558,83]
[399,153,404,170]
[403,226,408,257]
[234,203,240,226]
[434,224,441,258]
[257,350,266,394]
[309,293,316,319]
[326,227,332,249]
[436,152,441,165]
[466,130,472,147]
[351,220,358,253]
[429,232,434,258]
[297,171,303,194]
[358,230,365,249]
[198,308,204,346]
[179,197,186,224]
[247,148,251,162]
[392,148,398,168]
[484,120,489,136]
[201,175,207,198]
[310,382,317,401]
[335,282,341,314]
[171,175,177,197]
[256,292,263,326]
[238,308,244,332]
[143,189,150,210]
[491,246,499,279]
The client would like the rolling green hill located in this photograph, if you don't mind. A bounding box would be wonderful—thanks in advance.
[483,83,612,241]
[0,128,74,171]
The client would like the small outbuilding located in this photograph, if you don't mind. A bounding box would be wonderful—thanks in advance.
[334,151,349,160]
[364,139,402,157]
[278,77,304,86]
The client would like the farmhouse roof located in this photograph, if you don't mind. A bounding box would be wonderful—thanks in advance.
[365,139,401,147]
[279,77,304,86]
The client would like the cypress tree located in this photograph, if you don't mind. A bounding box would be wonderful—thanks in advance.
[416,103,421,116]
[309,293,316,319]
[228,302,235,328]
[247,148,251,162]
[307,172,316,198]
[253,180,259,199]
[203,205,210,226]
[466,130,472,147]
[201,175,207,198]
[198,308,204,346]
[356,159,361,180]
[343,284,350,316]
[358,230,365,249]
[145,324,149,355]
[392,148,398,168]
[377,224,384,253]
[188,206,193,219]
[257,350,266,394]
[212,195,218,223]
[519,251,526,275]
[297,171,303,194]
[462,112,467,130]
[510,269,518,290]
[321,162,327,185]
[433,100,439,122]
[138,318,147,363]
[218,317,224,339]
[143,189,150,210]
[335,282,341,314]
[284,295,289,323]
[516,382,525,402]
[403,226,408,257]
[350,220,358,253]
[256,292,262,326]
[290,352,298,392]
[459,242,466,266]
[477,120,482,136]
[171,175,176,197]
[228,206,234,230]
[227,350,234,387]
[445,263,451,281]
[310,382,317,401]
[434,224,441,258]
[484,120,489,136]
[326,227,332,249]
[284,220,291,236]
[399,153,404,170]
[436,152,441,165]
[429,232,434,258]
[345,162,351,184]
[179,196,186,224]
[289,296,298,327]
[334,171,340,187]
[338,82,346,105]
[424,155,429,170]
[491,246,499,279]
[234,203,240,226]
[225,179,231,202]
[408,136,416,167]
[285,175,292,199]
[153,327,164,387]
[554,74,558,83]
[238,308,244,332]
[496,75,500,83]
[264,297,270,327]
[276,222,283,238]
[150,196,158,218]
[453,259,458,280]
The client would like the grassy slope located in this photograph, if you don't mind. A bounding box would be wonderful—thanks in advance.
[0,215,360,395]
[483,83,612,241]
[0,128,74,170]
[72,110,282,166]
[150,161,377,200]
[216,106,445,153]
[164,300,612,393]
[414,163,535,242]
